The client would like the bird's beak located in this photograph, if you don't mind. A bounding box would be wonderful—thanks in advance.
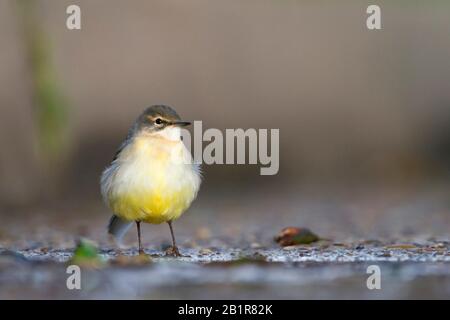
[172,121,191,127]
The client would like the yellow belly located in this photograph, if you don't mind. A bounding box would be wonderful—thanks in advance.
[104,134,201,224]
[109,185,196,224]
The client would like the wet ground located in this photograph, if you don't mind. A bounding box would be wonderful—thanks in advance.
[1,240,449,299]
[1,184,449,299]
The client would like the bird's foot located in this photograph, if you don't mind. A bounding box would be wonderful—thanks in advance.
[165,246,183,257]
[138,248,146,255]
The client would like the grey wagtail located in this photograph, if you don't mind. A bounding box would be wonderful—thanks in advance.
[101,105,201,256]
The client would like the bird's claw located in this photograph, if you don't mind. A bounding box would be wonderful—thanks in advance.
[165,246,183,257]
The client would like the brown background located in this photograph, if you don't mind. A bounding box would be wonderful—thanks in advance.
[0,1,449,244]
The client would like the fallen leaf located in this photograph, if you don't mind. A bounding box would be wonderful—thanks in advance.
[274,227,320,246]
[69,238,104,268]
[385,244,418,249]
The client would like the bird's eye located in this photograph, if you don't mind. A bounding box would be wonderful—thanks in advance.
[155,118,163,125]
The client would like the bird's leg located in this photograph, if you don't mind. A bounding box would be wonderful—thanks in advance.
[165,220,181,257]
[136,221,145,255]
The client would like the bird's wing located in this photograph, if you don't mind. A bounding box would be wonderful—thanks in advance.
[106,125,138,245]
[112,140,127,162]
[112,127,135,162]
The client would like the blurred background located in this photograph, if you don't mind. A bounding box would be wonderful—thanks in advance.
[0,0,449,248]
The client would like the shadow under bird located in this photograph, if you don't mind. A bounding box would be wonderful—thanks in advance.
[100,105,201,256]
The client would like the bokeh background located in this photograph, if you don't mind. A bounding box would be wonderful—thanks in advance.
[1,0,449,249]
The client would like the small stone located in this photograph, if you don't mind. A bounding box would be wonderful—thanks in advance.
[199,248,214,255]
[378,251,392,258]
[40,247,49,254]
[333,243,348,247]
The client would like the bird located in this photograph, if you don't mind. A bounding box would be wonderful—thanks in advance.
[100,105,201,256]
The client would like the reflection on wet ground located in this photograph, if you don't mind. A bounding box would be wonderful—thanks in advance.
[1,184,449,299]
[1,240,449,299]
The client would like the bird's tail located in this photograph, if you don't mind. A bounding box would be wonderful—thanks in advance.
[107,215,133,246]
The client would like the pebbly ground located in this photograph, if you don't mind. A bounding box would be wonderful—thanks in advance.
[1,184,450,299]
[0,240,449,299]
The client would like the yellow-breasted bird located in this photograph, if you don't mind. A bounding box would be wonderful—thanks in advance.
[100,105,201,256]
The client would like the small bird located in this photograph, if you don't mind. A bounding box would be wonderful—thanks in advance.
[100,105,201,256]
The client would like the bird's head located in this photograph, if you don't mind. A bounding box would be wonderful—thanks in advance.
[134,105,191,140]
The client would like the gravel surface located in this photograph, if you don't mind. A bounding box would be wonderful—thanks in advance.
[1,184,449,299]
[1,240,449,299]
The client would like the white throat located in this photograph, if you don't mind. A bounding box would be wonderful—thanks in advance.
[156,126,182,141]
